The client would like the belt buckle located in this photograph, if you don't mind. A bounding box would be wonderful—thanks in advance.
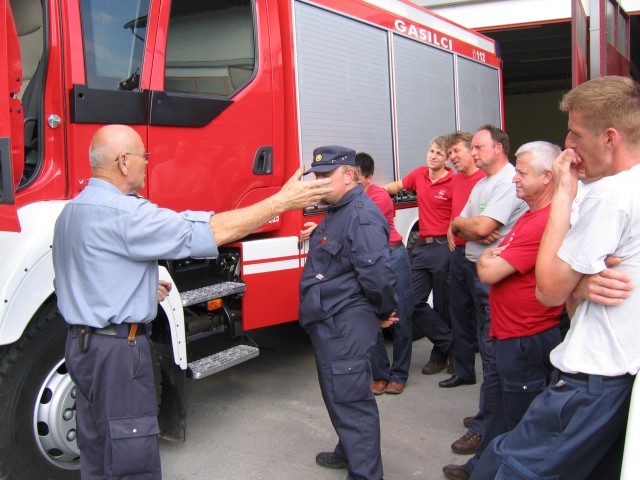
[425,237,435,244]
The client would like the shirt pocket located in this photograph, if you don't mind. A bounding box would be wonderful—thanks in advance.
[317,236,343,276]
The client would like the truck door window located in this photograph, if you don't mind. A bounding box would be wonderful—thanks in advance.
[80,0,150,90]
[164,0,255,97]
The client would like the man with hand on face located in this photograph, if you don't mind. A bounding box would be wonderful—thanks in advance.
[472,76,640,480]
[299,145,398,480]
[53,124,333,479]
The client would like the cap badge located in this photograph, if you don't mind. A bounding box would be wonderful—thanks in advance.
[314,154,323,162]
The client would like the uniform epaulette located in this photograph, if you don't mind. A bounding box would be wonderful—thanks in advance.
[355,201,371,225]
[127,192,146,200]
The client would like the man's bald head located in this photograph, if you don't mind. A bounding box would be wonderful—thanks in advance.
[89,125,147,194]
[89,125,143,170]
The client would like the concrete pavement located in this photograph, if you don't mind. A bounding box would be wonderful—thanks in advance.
[160,322,481,480]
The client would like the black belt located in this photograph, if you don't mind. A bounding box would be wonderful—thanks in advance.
[390,242,404,251]
[70,323,147,338]
[416,235,447,245]
[560,371,633,382]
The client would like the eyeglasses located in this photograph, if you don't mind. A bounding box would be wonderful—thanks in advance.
[125,152,151,160]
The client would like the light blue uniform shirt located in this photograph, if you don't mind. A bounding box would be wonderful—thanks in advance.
[53,178,218,327]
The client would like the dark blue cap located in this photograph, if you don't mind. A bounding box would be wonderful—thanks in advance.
[303,145,356,175]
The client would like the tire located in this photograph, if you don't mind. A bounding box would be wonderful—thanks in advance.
[405,230,419,258]
[0,302,80,479]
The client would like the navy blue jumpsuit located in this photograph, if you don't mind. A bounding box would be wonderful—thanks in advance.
[299,185,397,480]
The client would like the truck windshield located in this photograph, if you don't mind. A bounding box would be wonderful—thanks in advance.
[80,0,151,90]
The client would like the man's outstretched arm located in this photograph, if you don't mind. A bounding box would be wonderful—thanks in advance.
[210,166,332,246]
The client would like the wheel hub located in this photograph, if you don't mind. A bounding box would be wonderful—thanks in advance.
[33,359,81,470]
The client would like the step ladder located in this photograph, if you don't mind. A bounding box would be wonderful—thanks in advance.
[180,281,246,307]
[187,344,259,379]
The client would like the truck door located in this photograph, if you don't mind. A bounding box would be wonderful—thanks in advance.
[596,0,630,78]
[145,0,278,218]
[572,0,589,87]
[0,0,23,232]
[572,0,630,85]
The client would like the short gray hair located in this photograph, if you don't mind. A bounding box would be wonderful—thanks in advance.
[515,141,561,173]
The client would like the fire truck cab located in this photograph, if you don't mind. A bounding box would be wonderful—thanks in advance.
[0,0,501,477]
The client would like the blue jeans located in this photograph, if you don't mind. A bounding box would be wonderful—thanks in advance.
[370,244,414,384]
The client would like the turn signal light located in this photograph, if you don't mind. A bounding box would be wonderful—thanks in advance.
[207,299,223,311]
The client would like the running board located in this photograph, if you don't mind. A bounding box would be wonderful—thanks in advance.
[187,345,259,380]
[180,281,246,307]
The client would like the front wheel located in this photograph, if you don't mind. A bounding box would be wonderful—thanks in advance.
[0,303,80,479]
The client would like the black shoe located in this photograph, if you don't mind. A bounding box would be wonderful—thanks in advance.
[315,452,348,469]
[438,375,476,388]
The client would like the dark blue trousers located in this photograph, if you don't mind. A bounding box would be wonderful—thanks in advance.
[65,327,161,480]
[410,241,452,363]
[471,372,634,479]
[449,246,480,383]
[464,327,561,475]
[308,304,383,480]
[370,244,414,384]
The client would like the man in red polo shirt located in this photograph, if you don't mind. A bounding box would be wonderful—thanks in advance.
[385,136,455,375]
[443,141,564,480]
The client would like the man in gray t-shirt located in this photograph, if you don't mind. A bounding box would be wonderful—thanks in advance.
[445,125,526,459]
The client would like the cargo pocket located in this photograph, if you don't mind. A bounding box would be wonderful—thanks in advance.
[495,456,560,480]
[107,414,161,477]
[503,377,547,395]
[332,358,372,403]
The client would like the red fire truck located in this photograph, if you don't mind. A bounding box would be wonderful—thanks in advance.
[0,0,502,477]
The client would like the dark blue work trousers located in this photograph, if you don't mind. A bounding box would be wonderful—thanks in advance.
[370,244,414,384]
[464,327,561,475]
[308,304,383,480]
[471,372,634,479]
[410,241,452,363]
[449,246,480,383]
[65,327,161,480]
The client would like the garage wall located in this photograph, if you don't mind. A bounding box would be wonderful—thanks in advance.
[503,90,568,157]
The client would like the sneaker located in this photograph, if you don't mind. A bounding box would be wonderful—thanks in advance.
[315,452,348,469]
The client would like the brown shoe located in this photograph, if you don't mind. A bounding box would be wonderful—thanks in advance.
[463,416,474,429]
[451,430,482,454]
[443,464,469,480]
[385,381,405,394]
[421,360,447,375]
[371,380,389,395]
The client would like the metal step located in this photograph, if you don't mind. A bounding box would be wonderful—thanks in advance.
[180,281,246,307]
[187,345,259,380]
